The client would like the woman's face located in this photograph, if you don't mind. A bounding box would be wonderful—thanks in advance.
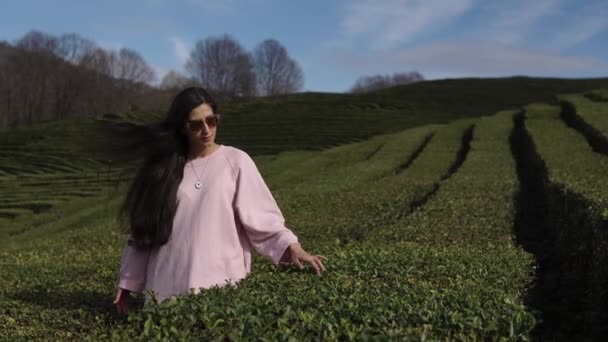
[183,103,219,151]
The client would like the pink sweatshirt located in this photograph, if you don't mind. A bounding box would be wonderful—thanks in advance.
[117,144,299,304]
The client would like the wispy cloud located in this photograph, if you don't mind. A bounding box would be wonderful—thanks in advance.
[340,0,475,50]
[480,0,561,45]
[323,41,606,77]
[170,37,190,66]
[551,2,608,50]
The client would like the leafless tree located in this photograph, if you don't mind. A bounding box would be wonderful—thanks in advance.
[14,30,62,123]
[42,34,98,119]
[350,71,424,93]
[55,33,97,64]
[186,34,256,99]
[77,46,156,112]
[0,30,168,128]
[391,71,424,85]
[79,47,113,75]
[0,41,12,127]
[253,39,304,96]
[112,48,156,84]
[15,30,59,54]
[160,70,198,90]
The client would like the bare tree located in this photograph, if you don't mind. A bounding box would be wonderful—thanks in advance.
[186,34,256,99]
[0,30,169,128]
[391,71,424,85]
[160,70,198,90]
[55,33,97,63]
[350,71,424,93]
[253,39,304,96]
[15,30,58,54]
[112,48,156,84]
[0,42,12,127]
[44,34,98,119]
[14,30,61,123]
[79,47,113,75]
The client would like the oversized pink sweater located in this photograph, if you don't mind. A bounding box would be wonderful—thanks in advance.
[117,145,299,304]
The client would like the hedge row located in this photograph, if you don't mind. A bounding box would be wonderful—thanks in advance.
[276,119,473,243]
[524,103,608,336]
[558,93,608,155]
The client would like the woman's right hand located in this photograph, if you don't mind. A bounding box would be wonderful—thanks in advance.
[113,287,133,315]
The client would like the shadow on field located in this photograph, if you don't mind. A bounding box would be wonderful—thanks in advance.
[402,125,474,217]
[509,110,608,341]
[395,132,435,173]
[559,100,608,156]
[584,92,608,103]
[9,286,137,325]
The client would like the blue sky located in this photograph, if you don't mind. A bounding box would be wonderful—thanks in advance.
[1,0,607,92]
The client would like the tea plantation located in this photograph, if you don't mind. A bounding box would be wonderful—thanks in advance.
[1,80,608,340]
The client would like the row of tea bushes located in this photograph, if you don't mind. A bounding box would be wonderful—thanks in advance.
[558,93,608,155]
[97,114,538,340]
[371,110,538,331]
[584,88,608,102]
[0,167,125,235]
[276,119,474,243]
[98,241,535,341]
[267,124,439,194]
[373,111,525,247]
[1,116,535,340]
[525,103,608,336]
[0,117,131,225]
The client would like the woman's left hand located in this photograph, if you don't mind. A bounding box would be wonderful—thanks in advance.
[287,243,327,276]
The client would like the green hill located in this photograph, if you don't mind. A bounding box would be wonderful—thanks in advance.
[1,77,608,340]
[100,76,608,157]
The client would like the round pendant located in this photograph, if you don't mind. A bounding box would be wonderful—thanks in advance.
[195,181,202,189]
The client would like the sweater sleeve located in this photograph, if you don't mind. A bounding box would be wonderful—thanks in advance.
[233,152,299,265]
[117,236,151,293]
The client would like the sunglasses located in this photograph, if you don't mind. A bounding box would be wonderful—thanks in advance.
[187,114,220,131]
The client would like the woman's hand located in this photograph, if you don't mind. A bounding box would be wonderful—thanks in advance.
[113,287,133,315]
[287,243,328,276]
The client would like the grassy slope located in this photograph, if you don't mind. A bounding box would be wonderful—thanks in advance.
[100,76,608,157]
[4,76,608,228]
[1,116,535,340]
[2,77,608,339]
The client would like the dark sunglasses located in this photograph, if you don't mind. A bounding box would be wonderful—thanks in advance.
[187,114,220,131]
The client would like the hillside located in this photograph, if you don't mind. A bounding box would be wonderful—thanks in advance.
[102,76,608,157]
[0,78,607,339]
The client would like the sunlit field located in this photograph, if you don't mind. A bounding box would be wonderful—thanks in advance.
[1,81,608,340]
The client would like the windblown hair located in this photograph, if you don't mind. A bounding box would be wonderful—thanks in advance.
[117,87,218,250]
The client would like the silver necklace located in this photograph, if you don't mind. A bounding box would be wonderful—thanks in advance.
[189,160,203,189]
[188,146,220,189]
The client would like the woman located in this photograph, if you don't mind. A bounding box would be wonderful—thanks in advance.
[113,87,327,315]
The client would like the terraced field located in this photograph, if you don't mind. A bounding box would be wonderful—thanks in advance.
[1,87,607,340]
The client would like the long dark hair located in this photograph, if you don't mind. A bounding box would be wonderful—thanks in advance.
[118,87,218,250]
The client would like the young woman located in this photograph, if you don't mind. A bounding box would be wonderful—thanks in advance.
[113,87,326,315]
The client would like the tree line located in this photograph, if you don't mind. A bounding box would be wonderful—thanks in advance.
[0,29,424,129]
[349,71,424,93]
[160,34,304,99]
[0,31,305,128]
[0,30,163,128]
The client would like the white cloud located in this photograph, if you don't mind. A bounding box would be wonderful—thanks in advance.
[170,37,190,66]
[150,63,170,86]
[340,0,475,50]
[323,41,606,77]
